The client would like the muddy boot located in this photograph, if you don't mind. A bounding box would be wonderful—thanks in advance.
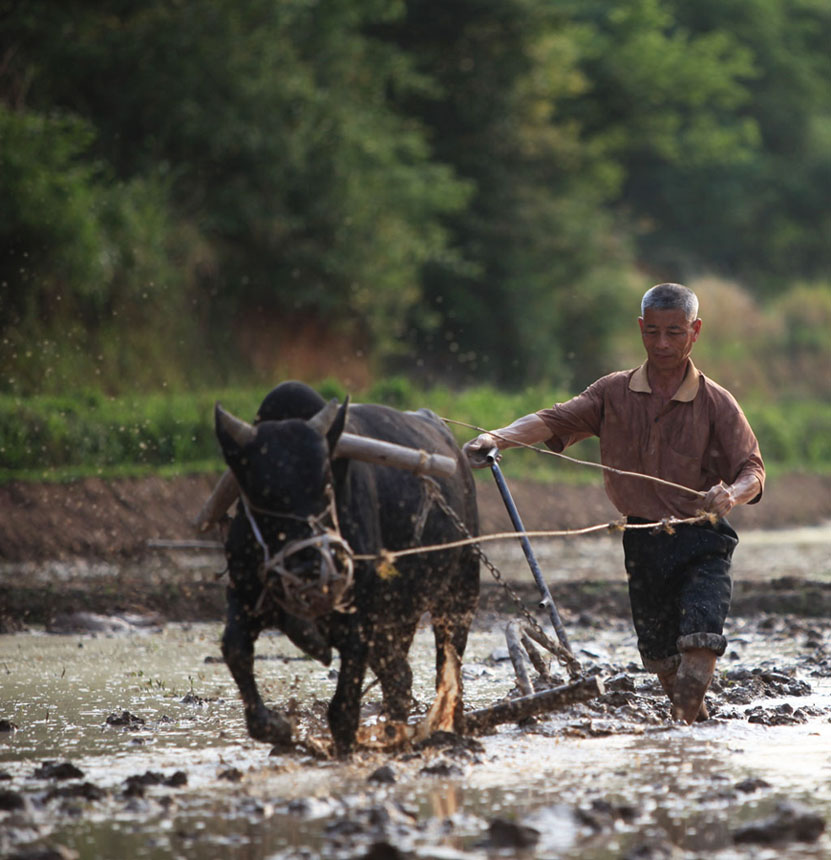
[656,669,709,721]
[672,647,717,724]
[656,669,676,701]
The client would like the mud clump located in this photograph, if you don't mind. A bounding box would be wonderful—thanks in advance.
[122,770,188,798]
[44,783,107,804]
[105,710,145,728]
[486,816,541,849]
[367,765,396,784]
[720,666,812,702]
[32,763,84,781]
[0,788,25,811]
[733,801,826,845]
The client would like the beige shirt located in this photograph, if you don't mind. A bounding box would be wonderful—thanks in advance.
[536,360,765,520]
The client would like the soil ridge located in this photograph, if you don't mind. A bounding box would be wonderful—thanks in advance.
[1,471,829,563]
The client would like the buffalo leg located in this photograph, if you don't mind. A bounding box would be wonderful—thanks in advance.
[370,621,417,721]
[432,552,478,731]
[327,635,369,757]
[222,596,293,746]
[432,620,470,732]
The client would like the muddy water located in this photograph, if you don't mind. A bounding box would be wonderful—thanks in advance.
[2,526,831,859]
[485,522,831,583]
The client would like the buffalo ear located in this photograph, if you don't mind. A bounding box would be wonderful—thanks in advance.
[308,396,349,453]
[215,403,256,461]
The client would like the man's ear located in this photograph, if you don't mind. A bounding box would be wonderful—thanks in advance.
[692,318,702,340]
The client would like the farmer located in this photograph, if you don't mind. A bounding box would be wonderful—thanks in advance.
[463,283,764,724]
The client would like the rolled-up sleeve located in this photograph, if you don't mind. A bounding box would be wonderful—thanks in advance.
[710,395,765,504]
[536,379,608,453]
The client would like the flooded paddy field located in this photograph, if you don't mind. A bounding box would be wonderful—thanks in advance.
[2,523,831,859]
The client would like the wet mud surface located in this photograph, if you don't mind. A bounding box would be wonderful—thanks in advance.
[2,472,831,858]
[3,592,831,859]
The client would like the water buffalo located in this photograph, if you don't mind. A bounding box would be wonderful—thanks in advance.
[214,382,479,756]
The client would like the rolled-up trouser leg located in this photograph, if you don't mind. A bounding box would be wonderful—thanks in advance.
[624,518,737,717]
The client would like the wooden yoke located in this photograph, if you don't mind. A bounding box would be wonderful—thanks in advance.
[196,406,457,532]
[335,433,457,478]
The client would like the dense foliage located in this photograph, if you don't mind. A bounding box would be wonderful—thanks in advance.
[2,0,830,398]
[2,382,829,484]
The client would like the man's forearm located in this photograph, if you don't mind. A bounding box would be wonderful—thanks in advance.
[729,473,763,507]
[491,414,551,448]
[703,472,762,516]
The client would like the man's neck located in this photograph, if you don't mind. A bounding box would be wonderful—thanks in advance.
[647,359,689,400]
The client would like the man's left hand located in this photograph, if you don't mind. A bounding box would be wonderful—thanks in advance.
[702,481,736,517]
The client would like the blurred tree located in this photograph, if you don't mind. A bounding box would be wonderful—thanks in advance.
[383,0,773,388]
[674,0,831,289]
[0,104,193,393]
[2,0,470,367]
[565,0,831,290]
[2,0,830,398]
[385,0,635,389]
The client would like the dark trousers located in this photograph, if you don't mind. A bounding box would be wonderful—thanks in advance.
[623,517,737,671]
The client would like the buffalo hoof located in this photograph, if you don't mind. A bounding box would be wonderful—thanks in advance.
[246,707,293,746]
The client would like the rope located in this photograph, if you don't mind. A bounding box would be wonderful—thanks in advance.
[440,416,708,500]
[243,484,355,619]
[353,512,715,563]
[418,475,584,678]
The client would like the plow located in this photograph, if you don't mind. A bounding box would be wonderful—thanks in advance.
[157,429,607,747]
[456,448,604,735]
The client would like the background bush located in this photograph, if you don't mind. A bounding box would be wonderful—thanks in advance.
[3,383,827,483]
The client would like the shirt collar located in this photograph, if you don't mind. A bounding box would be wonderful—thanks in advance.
[630,359,701,402]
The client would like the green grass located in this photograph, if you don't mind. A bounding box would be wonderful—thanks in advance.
[2,378,829,484]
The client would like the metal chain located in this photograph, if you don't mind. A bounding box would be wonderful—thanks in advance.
[421,477,582,679]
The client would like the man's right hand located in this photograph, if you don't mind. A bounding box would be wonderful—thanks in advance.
[462,433,499,469]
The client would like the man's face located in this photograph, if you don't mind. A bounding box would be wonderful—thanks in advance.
[638,308,701,373]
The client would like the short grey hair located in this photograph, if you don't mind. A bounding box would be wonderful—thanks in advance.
[641,283,699,321]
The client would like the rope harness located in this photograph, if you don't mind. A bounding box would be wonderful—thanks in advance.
[242,485,355,619]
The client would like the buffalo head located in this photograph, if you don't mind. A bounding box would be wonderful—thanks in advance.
[215,398,348,522]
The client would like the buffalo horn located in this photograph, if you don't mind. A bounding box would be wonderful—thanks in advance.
[194,469,239,533]
[307,398,341,436]
[216,404,257,448]
[334,433,457,478]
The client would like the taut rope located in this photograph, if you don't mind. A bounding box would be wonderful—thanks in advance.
[440,416,708,500]
[352,512,714,564]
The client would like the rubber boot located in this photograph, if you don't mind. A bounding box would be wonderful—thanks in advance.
[657,668,709,722]
[656,669,676,701]
[671,648,717,724]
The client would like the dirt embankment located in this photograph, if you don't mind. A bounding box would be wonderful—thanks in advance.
[1,471,829,631]
[1,471,829,564]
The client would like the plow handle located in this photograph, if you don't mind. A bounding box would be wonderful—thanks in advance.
[486,448,572,655]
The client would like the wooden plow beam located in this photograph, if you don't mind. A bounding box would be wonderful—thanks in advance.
[464,674,605,734]
[471,450,605,729]
[459,620,604,733]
